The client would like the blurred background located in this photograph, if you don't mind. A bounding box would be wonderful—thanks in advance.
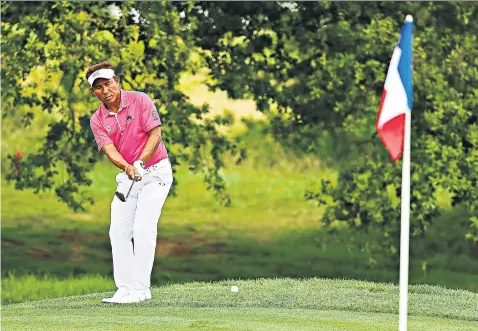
[1,2,477,304]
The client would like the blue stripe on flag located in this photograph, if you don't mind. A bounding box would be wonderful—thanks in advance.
[398,21,413,110]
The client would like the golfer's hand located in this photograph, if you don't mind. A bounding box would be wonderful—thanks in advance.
[133,160,147,177]
[125,164,142,181]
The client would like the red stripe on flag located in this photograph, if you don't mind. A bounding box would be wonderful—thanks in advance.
[377,114,405,162]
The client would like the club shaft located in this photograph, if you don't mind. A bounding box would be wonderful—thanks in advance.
[125,180,135,199]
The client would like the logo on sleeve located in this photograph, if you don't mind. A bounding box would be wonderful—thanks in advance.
[151,110,159,120]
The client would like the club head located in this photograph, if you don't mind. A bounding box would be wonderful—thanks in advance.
[115,191,126,202]
[115,178,137,203]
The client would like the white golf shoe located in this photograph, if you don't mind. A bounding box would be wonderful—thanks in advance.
[116,289,152,304]
[101,287,130,303]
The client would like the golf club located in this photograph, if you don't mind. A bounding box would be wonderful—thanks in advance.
[115,176,139,202]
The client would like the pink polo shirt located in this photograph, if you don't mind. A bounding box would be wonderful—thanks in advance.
[89,89,168,169]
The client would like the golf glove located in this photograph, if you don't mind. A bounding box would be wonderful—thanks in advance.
[133,160,147,177]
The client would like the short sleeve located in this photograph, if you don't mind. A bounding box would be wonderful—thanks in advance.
[90,115,113,151]
[140,93,162,132]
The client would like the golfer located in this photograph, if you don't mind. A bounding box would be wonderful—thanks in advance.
[87,61,173,304]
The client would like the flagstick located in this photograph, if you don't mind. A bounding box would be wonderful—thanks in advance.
[399,109,411,331]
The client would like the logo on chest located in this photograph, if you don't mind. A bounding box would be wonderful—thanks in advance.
[126,115,134,123]
[105,123,117,134]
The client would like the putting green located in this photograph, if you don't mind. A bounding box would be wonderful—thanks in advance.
[3,278,477,330]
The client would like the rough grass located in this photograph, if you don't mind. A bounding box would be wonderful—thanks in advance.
[2,278,477,331]
[2,274,114,304]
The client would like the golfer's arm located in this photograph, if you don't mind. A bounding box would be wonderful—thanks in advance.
[138,126,162,163]
[102,144,130,171]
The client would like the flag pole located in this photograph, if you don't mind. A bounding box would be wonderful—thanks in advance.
[375,14,413,330]
[399,106,411,331]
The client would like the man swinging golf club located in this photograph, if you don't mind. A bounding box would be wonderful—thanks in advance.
[87,61,173,304]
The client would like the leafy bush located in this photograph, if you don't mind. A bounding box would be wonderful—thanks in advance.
[414,205,477,259]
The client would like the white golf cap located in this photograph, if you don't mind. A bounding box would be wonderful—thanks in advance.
[88,68,115,87]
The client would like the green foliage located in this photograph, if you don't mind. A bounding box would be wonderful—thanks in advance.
[188,2,478,250]
[414,205,478,258]
[1,2,239,210]
[2,2,477,253]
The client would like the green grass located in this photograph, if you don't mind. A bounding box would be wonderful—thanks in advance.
[3,154,478,304]
[2,273,114,304]
[1,151,331,279]
[2,278,477,330]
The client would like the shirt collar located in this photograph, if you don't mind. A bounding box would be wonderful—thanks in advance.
[101,89,130,118]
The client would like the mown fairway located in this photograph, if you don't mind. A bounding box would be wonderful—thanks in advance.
[2,278,477,330]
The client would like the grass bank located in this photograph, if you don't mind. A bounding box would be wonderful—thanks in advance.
[2,278,477,330]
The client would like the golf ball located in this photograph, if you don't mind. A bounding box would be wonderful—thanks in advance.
[231,285,239,293]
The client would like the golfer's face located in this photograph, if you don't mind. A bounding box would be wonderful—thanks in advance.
[91,77,120,104]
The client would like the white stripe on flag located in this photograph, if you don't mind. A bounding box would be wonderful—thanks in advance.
[377,47,409,128]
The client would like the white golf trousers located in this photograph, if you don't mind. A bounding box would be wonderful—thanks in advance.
[109,158,173,291]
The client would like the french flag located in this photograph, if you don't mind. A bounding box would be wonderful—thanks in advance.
[376,15,414,162]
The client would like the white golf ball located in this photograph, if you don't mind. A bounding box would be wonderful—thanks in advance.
[231,285,239,293]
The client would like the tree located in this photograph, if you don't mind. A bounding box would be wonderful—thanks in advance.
[2,1,238,210]
[186,1,478,250]
[3,2,477,250]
